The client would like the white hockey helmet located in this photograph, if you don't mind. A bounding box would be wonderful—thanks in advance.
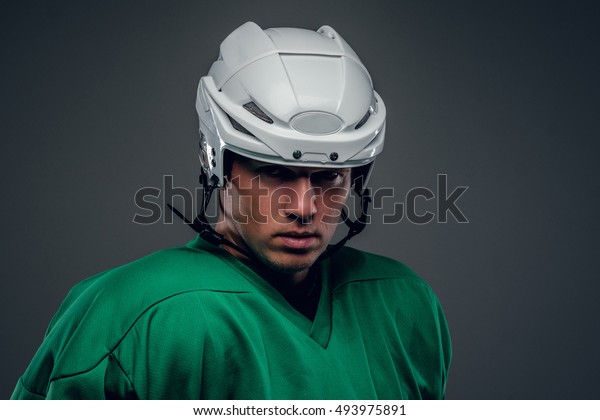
[196,22,386,192]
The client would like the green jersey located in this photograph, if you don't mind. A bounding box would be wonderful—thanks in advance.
[11,236,451,399]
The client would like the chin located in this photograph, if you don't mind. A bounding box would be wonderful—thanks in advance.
[263,252,319,275]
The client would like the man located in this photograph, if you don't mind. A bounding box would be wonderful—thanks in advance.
[12,22,451,399]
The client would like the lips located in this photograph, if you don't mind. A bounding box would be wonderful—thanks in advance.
[275,231,319,250]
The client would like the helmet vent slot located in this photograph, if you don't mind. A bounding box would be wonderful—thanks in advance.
[243,101,273,124]
[227,114,256,137]
[354,110,371,130]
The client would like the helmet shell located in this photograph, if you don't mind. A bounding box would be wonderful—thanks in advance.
[196,22,386,187]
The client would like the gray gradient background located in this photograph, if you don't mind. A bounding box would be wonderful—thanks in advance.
[2,0,599,399]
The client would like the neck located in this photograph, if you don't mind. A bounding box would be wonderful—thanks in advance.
[215,213,321,319]
[223,244,322,320]
[217,237,321,320]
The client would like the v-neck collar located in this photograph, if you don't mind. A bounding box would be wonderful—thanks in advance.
[187,235,333,348]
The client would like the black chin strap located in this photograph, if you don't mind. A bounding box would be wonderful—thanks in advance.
[166,174,253,259]
[318,188,371,261]
[167,175,371,262]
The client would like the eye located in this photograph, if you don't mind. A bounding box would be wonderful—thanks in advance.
[257,165,295,181]
[311,171,344,185]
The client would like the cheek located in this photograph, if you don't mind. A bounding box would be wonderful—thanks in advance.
[240,185,273,226]
[255,192,272,224]
[318,188,350,224]
[225,187,253,227]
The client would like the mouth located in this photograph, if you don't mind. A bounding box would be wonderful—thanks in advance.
[274,231,320,250]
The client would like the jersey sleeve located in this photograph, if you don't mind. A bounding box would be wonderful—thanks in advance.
[11,378,44,400]
[427,286,452,399]
[49,354,137,399]
[11,353,137,400]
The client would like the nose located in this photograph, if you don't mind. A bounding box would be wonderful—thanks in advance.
[283,177,317,222]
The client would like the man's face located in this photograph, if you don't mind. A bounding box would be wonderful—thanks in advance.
[218,156,352,275]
